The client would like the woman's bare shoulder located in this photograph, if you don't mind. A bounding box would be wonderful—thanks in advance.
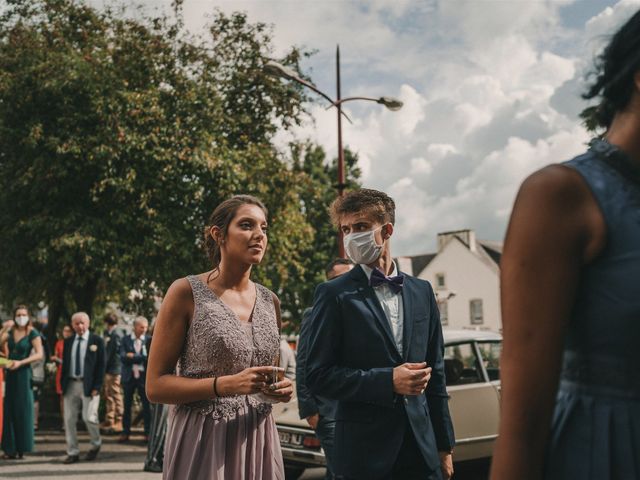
[510,163,606,261]
[167,277,192,294]
[520,164,591,201]
[162,277,195,311]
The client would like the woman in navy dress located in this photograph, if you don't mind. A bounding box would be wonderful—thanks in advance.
[492,9,640,480]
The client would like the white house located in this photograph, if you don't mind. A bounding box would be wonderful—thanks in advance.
[397,229,502,332]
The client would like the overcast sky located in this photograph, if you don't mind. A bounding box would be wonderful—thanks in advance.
[122,0,639,256]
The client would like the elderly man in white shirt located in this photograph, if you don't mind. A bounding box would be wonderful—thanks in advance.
[61,312,106,464]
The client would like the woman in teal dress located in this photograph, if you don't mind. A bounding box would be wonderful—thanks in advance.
[492,9,640,480]
[1,305,43,459]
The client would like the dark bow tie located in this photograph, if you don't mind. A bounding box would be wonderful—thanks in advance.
[369,268,404,293]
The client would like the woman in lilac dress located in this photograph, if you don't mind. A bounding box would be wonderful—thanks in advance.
[147,195,293,480]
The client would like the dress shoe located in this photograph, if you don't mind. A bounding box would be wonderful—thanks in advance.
[84,447,100,461]
[63,455,79,464]
[117,434,129,443]
[144,460,163,473]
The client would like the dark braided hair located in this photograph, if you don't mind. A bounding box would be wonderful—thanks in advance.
[583,8,640,129]
[204,195,268,281]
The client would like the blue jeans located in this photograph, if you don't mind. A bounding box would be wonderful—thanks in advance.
[316,416,336,479]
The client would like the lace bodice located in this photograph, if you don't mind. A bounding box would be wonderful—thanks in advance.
[177,275,280,419]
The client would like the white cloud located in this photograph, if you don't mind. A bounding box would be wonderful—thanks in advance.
[109,0,635,256]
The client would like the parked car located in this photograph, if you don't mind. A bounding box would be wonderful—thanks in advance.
[273,329,502,479]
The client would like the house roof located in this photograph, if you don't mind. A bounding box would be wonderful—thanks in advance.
[480,242,502,265]
[407,238,502,276]
[411,254,436,276]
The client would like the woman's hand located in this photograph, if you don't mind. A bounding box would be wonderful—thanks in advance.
[262,377,293,403]
[8,359,20,370]
[218,366,278,396]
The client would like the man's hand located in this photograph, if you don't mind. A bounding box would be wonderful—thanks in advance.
[392,362,432,395]
[306,414,319,430]
[126,352,134,359]
[440,451,453,480]
[90,389,99,397]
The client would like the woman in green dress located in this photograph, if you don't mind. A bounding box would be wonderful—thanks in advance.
[1,305,43,459]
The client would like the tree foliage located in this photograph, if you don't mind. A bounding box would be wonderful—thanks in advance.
[579,105,602,135]
[0,0,358,338]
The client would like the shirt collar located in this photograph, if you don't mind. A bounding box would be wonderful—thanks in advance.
[76,330,90,341]
[130,332,146,342]
[361,261,398,282]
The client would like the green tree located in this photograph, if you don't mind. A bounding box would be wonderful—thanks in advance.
[0,0,324,340]
[579,105,602,135]
[282,142,361,324]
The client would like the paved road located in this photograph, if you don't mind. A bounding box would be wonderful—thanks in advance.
[0,430,325,479]
[0,431,488,479]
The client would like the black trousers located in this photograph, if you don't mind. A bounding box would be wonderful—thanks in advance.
[123,377,151,435]
[390,426,441,480]
[337,425,441,480]
[316,416,336,479]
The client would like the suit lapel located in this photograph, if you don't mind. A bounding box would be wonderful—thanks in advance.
[352,266,402,361]
[401,274,414,361]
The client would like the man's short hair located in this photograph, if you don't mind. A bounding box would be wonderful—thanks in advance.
[330,188,395,227]
[133,316,149,327]
[324,258,353,278]
[104,312,118,326]
[71,312,90,324]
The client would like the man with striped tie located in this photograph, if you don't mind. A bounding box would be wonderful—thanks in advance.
[61,312,106,464]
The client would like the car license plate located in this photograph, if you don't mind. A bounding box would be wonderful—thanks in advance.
[278,431,304,448]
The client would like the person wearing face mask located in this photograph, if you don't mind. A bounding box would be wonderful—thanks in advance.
[0,305,44,459]
[305,188,455,480]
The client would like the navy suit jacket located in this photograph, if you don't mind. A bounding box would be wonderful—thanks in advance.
[306,265,455,478]
[296,307,337,421]
[120,335,149,384]
[61,333,106,397]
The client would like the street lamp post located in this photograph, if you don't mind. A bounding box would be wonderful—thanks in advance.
[264,46,403,256]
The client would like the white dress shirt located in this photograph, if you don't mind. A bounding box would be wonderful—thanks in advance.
[70,330,90,379]
[131,333,147,377]
[361,262,404,356]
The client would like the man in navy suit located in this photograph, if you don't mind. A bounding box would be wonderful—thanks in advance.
[119,316,151,443]
[61,312,106,464]
[306,188,455,480]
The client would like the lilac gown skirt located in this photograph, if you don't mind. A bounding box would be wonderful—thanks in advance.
[163,397,284,480]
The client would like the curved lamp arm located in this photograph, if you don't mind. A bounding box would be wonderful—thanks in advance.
[264,60,352,123]
[332,96,404,111]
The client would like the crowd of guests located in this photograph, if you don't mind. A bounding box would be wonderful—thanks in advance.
[0,9,638,480]
[0,307,164,472]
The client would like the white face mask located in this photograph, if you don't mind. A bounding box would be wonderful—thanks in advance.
[343,225,388,265]
[15,315,29,327]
